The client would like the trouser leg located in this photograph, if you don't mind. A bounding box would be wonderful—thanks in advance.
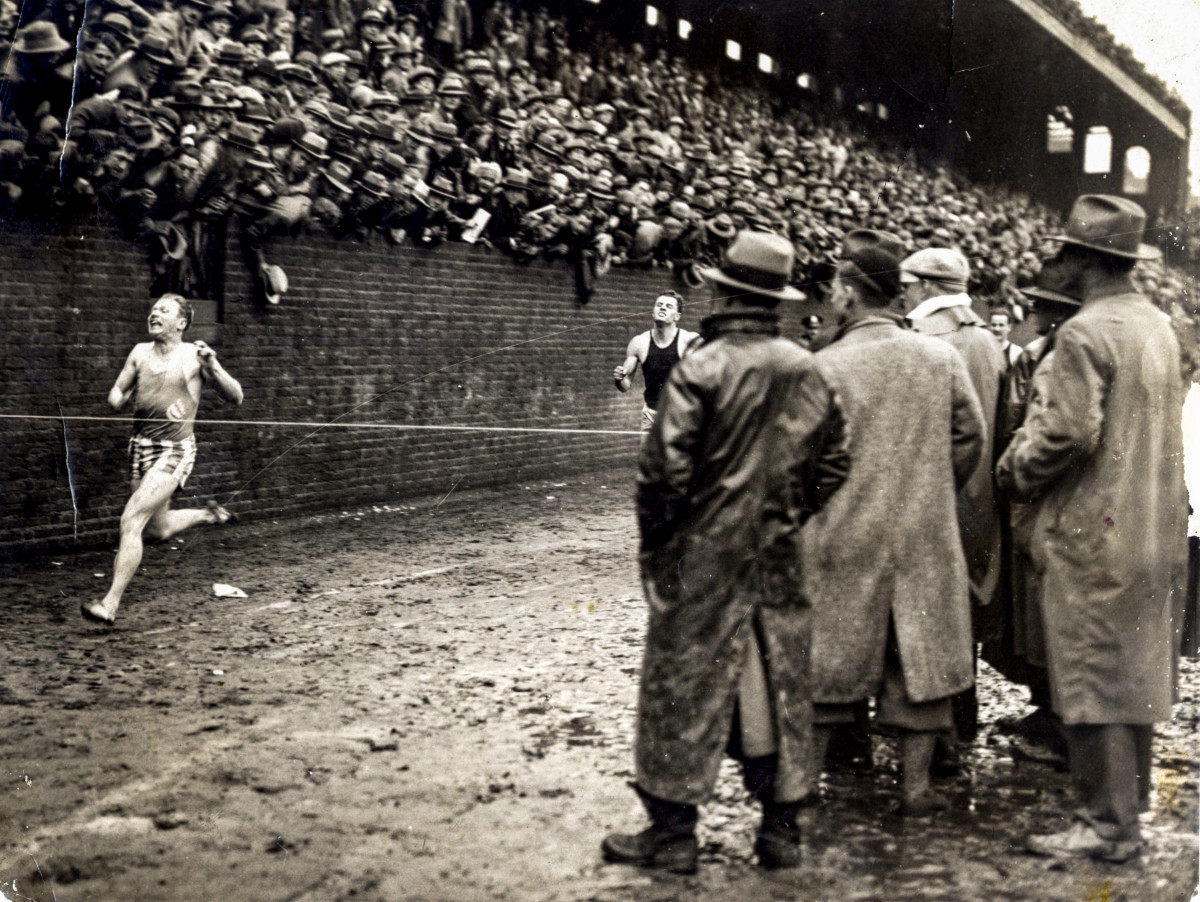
[1065,723,1144,841]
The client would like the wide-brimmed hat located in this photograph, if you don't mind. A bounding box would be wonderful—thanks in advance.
[706,213,736,240]
[1050,194,1161,261]
[1020,260,1083,308]
[701,230,804,303]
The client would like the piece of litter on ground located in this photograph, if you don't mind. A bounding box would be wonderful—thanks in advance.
[212,669,224,675]
[213,583,248,598]
[51,561,62,566]
[93,573,105,577]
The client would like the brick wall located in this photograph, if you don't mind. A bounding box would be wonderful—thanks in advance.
[0,222,818,560]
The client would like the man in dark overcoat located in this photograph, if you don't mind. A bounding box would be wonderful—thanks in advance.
[602,231,850,873]
[803,240,986,816]
[997,195,1188,861]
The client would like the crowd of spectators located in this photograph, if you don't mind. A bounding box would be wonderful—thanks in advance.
[0,0,1194,330]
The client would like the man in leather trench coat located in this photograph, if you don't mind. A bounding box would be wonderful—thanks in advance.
[601,230,850,873]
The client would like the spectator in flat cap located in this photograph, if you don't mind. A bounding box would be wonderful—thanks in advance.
[901,244,1004,758]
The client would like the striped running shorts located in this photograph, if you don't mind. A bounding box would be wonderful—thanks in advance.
[128,436,197,487]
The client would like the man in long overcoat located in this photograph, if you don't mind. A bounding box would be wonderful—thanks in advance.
[602,231,850,873]
[985,263,1083,760]
[900,246,1005,749]
[804,241,986,815]
[997,195,1188,861]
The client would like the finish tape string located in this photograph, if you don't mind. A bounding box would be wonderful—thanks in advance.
[0,414,642,437]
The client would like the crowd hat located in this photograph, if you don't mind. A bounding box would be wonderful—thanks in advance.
[137,34,177,64]
[428,173,457,198]
[323,160,354,193]
[1020,260,1083,308]
[706,215,737,241]
[358,8,386,25]
[96,13,136,43]
[842,228,904,260]
[294,131,330,159]
[214,42,247,65]
[701,230,804,303]
[430,121,459,143]
[437,73,469,96]
[380,151,407,178]
[224,121,262,151]
[501,168,530,190]
[358,171,389,198]
[493,108,519,129]
[899,247,970,292]
[1050,194,1161,261]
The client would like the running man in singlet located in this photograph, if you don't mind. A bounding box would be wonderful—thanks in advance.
[82,294,244,625]
[613,292,700,433]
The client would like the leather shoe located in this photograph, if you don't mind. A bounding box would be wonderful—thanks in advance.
[601,828,698,874]
[1026,821,1141,862]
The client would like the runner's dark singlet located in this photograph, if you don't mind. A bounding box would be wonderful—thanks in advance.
[642,331,681,410]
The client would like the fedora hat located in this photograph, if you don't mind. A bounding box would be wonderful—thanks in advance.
[1020,259,1083,308]
[1051,194,1161,261]
[701,230,804,303]
[842,228,904,260]
[13,21,72,54]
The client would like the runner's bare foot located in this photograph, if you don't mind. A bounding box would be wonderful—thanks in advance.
[206,500,237,525]
[81,601,116,625]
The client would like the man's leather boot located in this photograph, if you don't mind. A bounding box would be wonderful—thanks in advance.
[755,800,802,869]
[601,786,699,874]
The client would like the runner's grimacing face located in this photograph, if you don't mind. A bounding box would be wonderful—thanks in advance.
[147,299,185,337]
[652,297,680,323]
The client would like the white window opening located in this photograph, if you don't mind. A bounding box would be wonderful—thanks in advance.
[757,53,773,74]
[1083,126,1112,174]
[1122,146,1151,194]
[678,19,692,39]
[645,5,659,26]
[725,39,741,62]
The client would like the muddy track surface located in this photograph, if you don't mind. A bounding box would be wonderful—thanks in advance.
[1,467,1197,902]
